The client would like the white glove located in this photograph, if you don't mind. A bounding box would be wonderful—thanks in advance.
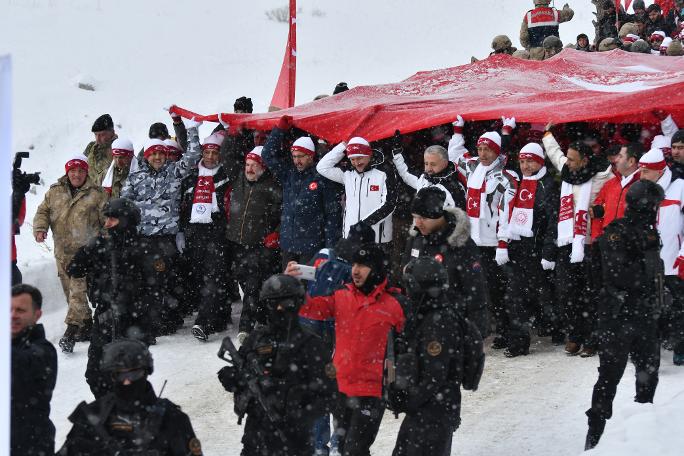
[495,248,510,266]
[502,116,516,131]
[452,115,465,128]
[570,237,585,264]
[219,113,230,130]
[175,232,186,254]
[541,259,556,271]
[184,117,202,130]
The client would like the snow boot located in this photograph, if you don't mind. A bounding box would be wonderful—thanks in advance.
[192,325,208,342]
[491,335,508,349]
[565,341,582,355]
[584,416,606,450]
[674,353,684,366]
[75,318,92,342]
[59,324,79,353]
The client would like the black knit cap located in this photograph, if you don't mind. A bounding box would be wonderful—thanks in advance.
[672,129,684,146]
[234,96,253,113]
[333,82,349,95]
[148,122,169,139]
[351,244,386,274]
[411,187,447,219]
[91,114,114,132]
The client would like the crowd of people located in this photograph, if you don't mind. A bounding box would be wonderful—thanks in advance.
[9,1,684,455]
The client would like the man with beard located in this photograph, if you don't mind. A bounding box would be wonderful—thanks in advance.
[543,125,613,356]
[391,129,465,210]
[300,244,407,456]
[58,339,202,455]
[67,197,150,397]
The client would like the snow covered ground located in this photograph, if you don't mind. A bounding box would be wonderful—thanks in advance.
[2,0,683,454]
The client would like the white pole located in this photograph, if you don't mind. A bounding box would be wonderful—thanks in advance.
[0,54,12,456]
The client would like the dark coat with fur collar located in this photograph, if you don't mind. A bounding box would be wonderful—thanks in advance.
[402,207,490,336]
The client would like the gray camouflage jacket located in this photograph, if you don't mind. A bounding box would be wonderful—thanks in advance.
[121,127,201,236]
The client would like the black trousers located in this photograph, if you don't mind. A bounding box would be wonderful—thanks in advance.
[587,318,660,423]
[140,235,179,336]
[663,276,684,354]
[185,226,230,334]
[504,243,555,350]
[241,412,312,456]
[478,246,508,337]
[392,413,455,456]
[333,395,384,456]
[555,244,593,345]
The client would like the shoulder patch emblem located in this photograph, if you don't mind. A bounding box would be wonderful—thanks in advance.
[434,253,444,263]
[153,258,166,272]
[309,181,318,191]
[411,248,420,258]
[256,344,273,355]
[608,233,620,242]
[188,437,202,455]
[324,362,336,379]
[370,184,380,191]
[427,341,442,357]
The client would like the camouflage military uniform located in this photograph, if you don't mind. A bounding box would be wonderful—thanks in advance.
[108,165,130,199]
[84,140,115,186]
[121,126,201,335]
[33,176,107,327]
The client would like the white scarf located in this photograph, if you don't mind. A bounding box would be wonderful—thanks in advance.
[620,169,639,188]
[557,179,592,263]
[102,158,138,194]
[190,161,220,224]
[466,156,503,245]
[507,166,547,240]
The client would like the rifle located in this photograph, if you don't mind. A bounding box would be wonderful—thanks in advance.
[383,327,398,417]
[217,336,290,446]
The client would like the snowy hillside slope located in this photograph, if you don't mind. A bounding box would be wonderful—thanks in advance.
[2,0,683,455]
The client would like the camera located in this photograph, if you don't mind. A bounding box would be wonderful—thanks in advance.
[13,151,41,193]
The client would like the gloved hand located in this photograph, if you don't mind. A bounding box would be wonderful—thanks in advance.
[277,115,293,131]
[263,231,280,249]
[166,105,182,124]
[495,246,509,266]
[570,237,585,264]
[541,259,556,271]
[175,232,186,254]
[217,366,239,392]
[501,116,516,135]
[452,115,465,134]
[391,130,403,156]
[219,113,230,130]
[674,256,684,280]
[184,117,202,130]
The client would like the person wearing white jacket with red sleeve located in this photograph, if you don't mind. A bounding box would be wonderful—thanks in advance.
[316,137,398,247]
[639,148,684,366]
[542,126,612,357]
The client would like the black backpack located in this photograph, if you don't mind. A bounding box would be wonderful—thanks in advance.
[457,315,485,391]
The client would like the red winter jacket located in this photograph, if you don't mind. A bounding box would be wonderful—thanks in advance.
[590,172,640,241]
[299,279,406,398]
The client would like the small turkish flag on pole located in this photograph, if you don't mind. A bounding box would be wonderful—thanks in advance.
[269,0,297,111]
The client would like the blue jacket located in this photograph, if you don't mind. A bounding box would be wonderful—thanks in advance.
[262,128,342,254]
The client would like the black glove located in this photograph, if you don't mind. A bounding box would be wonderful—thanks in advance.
[391,130,403,156]
[591,205,605,218]
[218,365,239,392]
[12,169,31,195]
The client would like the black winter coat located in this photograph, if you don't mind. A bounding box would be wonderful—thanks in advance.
[179,164,231,236]
[507,171,559,261]
[403,207,490,337]
[58,381,201,456]
[11,324,57,456]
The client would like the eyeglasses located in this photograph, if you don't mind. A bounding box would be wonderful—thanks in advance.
[111,368,146,383]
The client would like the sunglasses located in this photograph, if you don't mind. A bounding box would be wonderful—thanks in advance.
[111,368,146,383]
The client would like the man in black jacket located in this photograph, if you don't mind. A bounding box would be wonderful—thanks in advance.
[585,180,665,450]
[497,143,560,356]
[68,197,150,397]
[218,274,336,456]
[11,284,57,456]
[644,3,674,37]
[390,258,466,456]
[402,187,489,337]
[58,339,202,455]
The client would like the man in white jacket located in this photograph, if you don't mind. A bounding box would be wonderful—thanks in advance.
[542,126,612,357]
[316,137,398,248]
[639,148,684,366]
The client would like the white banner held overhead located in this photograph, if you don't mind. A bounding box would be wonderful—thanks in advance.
[0,54,12,456]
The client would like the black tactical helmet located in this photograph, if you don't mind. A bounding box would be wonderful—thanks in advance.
[626,180,664,217]
[103,197,141,229]
[101,339,153,375]
[260,274,306,311]
[402,257,449,300]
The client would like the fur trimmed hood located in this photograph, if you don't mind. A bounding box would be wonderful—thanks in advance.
[409,206,470,248]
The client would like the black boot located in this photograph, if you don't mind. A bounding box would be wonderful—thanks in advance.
[75,318,93,342]
[59,324,79,353]
[584,415,606,451]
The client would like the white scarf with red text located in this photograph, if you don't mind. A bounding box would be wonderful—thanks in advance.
[190,161,220,224]
[466,156,503,245]
[507,167,546,239]
[557,179,592,258]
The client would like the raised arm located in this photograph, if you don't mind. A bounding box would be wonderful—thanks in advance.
[316,142,346,184]
[174,119,202,179]
[261,126,290,183]
[541,131,567,172]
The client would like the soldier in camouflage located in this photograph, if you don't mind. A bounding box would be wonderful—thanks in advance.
[83,114,117,186]
[121,118,202,336]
